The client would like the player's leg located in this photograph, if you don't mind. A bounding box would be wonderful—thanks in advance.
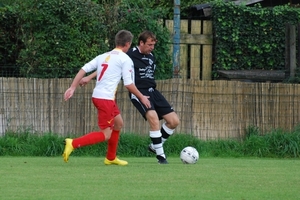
[106,114,122,161]
[130,91,168,163]
[62,98,113,163]
[153,90,180,145]
[104,108,128,166]
[63,128,110,163]
[161,112,179,144]
[146,110,168,164]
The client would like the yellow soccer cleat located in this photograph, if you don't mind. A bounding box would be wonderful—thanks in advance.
[104,157,128,166]
[62,138,74,163]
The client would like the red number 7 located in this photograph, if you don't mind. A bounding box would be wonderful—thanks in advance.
[98,63,108,81]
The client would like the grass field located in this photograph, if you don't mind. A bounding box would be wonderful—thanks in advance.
[1,156,300,200]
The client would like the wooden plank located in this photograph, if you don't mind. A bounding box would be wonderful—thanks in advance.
[176,33,213,44]
[234,0,263,5]
[202,20,213,80]
[179,44,188,79]
[217,70,285,81]
[180,20,189,79]
[165,19,173,32]
[166,20,213,45]
[190,20,201,79]
[190,45,201,79]
[202,45,212,80]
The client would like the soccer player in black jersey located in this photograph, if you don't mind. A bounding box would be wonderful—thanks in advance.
[126,31,180,164]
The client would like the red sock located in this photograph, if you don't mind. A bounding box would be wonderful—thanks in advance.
[106,130,120,160]
[72,132,105,148]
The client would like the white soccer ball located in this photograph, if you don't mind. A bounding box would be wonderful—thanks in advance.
[180,146,199,164]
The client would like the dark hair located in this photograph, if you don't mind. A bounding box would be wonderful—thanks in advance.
[115,30,133,46]
[138,30,157,44]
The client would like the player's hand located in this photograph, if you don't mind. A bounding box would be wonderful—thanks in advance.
[141,95,151,108]
[79,76,90,87]
[64,88,75,101]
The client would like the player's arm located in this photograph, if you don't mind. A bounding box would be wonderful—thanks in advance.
[64,69,86,101]
[79,71,97,87]
[121,59,150,107]
[125,83,151,108]
[64,57,97,101]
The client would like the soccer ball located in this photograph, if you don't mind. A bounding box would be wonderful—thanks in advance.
[180,146,199,164]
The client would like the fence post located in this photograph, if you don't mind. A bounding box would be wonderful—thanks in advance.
[173,0,180,78]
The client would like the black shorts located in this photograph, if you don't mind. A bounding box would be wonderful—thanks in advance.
[129,87,174,120]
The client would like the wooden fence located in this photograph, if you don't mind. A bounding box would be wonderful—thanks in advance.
[1,78,300,140]
[165,19,213,80]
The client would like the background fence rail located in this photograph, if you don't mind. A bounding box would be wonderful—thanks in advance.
[165,19,213,80]
[1,77,300,139]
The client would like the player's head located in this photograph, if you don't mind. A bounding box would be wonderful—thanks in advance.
[115,30,133,52]
[138,30,157,55]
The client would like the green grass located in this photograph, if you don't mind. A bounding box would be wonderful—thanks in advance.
[1,157,300,200]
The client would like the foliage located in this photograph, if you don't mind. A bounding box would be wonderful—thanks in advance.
[1,0,173,79]
[95,0,210,19]
[1,126,300,158]
[15,0,108,78]
[3,0,300,79]
[0,131,64,156]
[243,125,300,158]
[0,4,22,70]
[211,1,300,78]
[152,0,208,19]
[116,0,173,79]
[89,0,173,79]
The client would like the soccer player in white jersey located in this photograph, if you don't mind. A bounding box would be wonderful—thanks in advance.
[62,30,150,165]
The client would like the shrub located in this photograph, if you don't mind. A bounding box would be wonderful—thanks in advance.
[1,0,174,79]
[16,0,108,78]
[95,0,173,80]
[211,1,300,78]
[1,128,300,158]
[243,126,300,158]
[0,4,22,68]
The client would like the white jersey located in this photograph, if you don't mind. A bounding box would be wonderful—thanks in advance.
[82,48,134,100]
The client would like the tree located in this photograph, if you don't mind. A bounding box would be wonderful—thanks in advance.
[17,0,108,78]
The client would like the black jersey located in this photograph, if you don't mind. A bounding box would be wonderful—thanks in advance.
[127,47,157,89]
